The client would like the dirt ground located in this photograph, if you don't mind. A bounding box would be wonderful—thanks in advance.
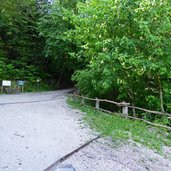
[0,90,171,171]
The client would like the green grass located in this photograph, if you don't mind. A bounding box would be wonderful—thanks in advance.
[24,82,54,92]
[67,97,171,153]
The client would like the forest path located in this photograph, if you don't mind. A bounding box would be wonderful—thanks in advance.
[0,90,171,171]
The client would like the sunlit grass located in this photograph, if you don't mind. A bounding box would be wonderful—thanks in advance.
[67,97,171,153]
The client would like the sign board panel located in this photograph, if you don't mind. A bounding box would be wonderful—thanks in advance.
[2,80,11,86]
[17,80,25,86]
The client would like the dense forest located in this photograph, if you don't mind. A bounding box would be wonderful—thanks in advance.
[0,0,171,114]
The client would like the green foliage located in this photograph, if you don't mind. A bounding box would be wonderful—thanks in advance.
[0,0,44,82]
[67,0,171,112]
[24,81,54,92]
[0,0,83,90]
[154,116,171,126]
[1,0,171,118]
[68,97,171,152]
[37,0,84,86]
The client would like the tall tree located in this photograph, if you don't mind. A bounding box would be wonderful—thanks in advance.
[37,0,84,87]
[0,0,44,81]
[68,0,171,112]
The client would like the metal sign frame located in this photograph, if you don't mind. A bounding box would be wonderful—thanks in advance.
[17,80,25,92]
[1,80,12,93]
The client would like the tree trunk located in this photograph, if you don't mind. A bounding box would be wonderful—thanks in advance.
[57,63,64,88]
[158,75,165,112]
[132,103,136,117]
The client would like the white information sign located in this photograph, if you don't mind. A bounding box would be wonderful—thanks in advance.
[2,80,11,86]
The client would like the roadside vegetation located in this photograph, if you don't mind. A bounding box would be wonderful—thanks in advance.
[68,97,171,154]
[19,82,54,92]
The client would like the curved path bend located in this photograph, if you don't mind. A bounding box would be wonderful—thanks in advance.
[0,90,95,171]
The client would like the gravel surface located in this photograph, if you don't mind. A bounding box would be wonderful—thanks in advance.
[61,139,171,171]
[0,90,95,171]
[0,90,171,171]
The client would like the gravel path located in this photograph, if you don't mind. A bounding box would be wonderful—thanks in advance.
[0,90,171,171]
[0,90,95,171]
[62,139,171,171]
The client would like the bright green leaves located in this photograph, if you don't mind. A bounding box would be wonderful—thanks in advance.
[68,0,171,112]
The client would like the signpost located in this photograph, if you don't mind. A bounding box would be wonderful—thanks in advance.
[1,80,11,93]
[36,79,41,91]
[2,80,11,86]
[17,80,25,92]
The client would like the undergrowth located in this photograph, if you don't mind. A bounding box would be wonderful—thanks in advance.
[0,82,55,94]
[67,97,171,153]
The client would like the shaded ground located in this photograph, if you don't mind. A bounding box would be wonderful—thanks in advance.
[0,90,171,171]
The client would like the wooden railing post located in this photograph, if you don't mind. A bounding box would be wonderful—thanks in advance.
[121,101,130,116]
[73,92,77,101]
[70,93,171,130]
[95,97,99,110]
[81,96,85,105]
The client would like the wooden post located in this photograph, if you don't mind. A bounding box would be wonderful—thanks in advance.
[123,106,128,115]
[82,96,85,105]
[121,101,130,116]
[95,98,99,110]
[132,103,136,117]
[73,92,77,101]
[21,85,24,93]
[1,85,3,93]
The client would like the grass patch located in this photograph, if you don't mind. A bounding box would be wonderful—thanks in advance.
[67,97,171,153]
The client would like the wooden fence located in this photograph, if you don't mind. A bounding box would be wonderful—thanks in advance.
[70,93,171,131]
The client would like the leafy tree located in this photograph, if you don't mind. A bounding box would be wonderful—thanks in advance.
[68,0,171,112]
[0,0,43,81]
[37,0,85,87]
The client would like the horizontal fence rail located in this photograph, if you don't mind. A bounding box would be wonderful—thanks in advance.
[70,93,171,131]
